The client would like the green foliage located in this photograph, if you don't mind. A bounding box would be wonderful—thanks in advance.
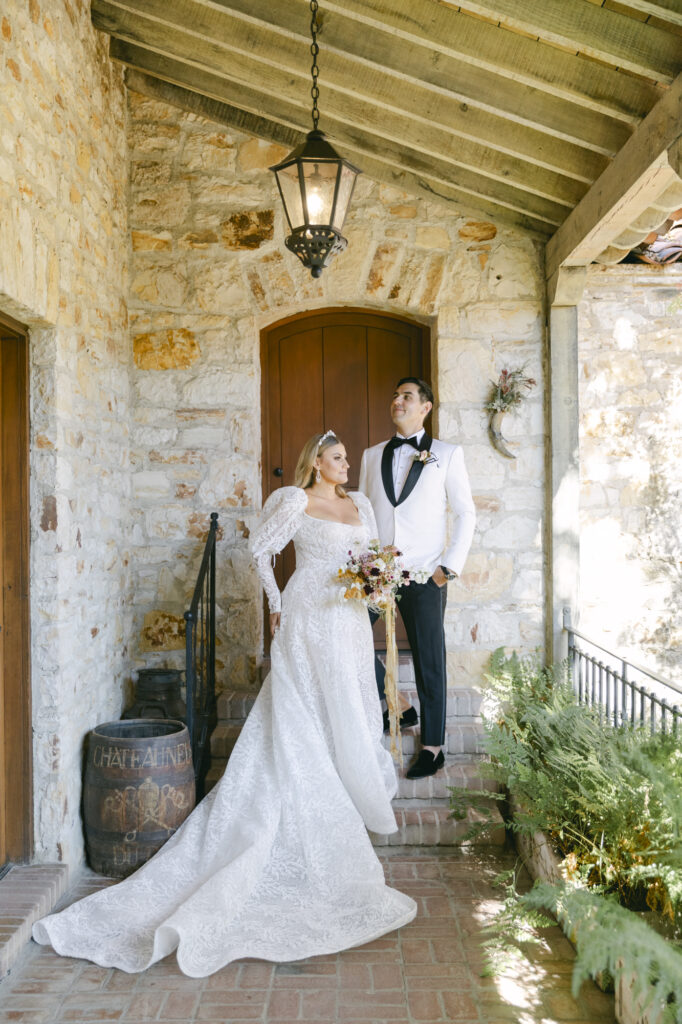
[523,882,682,1023]
[462,649,682,932]
[452,648,682,1013]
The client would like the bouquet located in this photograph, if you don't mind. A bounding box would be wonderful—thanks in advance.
[338,542,428,763]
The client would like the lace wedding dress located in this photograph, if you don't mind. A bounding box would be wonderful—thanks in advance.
[33,487,416,976]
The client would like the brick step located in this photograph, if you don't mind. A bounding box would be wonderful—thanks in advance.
[370,803,505,847]
[0,864,69,980]
[204,761,226,793]
[205,754,497,802]
[210,720,486,761]
[210,723,242,760]
[202,764,503,847]
[395,760,497,800]
[216,687,484,724]
[383,722,487,757]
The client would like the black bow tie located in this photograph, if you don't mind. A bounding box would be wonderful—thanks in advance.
[388,435,420,451]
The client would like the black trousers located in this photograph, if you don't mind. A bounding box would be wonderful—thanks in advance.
[370,578,448,747]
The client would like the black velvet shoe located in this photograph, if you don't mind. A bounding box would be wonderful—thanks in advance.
[383,705,419,733]
[405,748,445,779]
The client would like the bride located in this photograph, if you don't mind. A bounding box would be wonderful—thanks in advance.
[32,431,417,977]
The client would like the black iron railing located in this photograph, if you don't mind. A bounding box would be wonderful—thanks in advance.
[185,512,219,796]
[564,609,681,736]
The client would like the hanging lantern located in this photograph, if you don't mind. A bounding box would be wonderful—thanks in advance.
[270,1,361,278]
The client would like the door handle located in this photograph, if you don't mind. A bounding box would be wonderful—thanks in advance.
[273,467,283,477]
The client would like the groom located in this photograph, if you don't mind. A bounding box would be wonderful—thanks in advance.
[359,378,476,779]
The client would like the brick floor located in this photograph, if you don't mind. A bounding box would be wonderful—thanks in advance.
[0,849,615,1023]
[0,865,70,981]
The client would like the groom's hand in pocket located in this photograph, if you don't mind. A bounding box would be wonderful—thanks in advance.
[431,566,448,588]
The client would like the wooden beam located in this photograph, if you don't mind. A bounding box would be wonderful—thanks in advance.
[546,71,682,278]
[124,69,554,237]
[317,0,663,122]
[449,0,680,82]
[97,0,633,157]
[121,54,559,230]
[93,1,607,188]
[608,0,682,29]
[546,265,587,306]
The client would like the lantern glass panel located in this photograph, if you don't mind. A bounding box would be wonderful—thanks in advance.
[275,162,305,231]
[302,160,337,225]
[331,163,357,231]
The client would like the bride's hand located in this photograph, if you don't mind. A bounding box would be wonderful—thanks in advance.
[270,612,281,637]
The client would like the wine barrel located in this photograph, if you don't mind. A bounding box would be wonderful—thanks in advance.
[83,719,196,878]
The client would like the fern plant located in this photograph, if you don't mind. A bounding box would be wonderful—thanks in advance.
[451,649,682,1014]
[522,883,682,1024]
[452,648,682,932]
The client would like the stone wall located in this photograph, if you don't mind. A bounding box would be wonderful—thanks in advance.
[578,264,682,675]
[0,0,130,867]
[126,92,546,693]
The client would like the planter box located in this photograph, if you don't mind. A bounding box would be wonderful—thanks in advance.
[513,820,670,1024]
[514,825,564,886]
[615,972,667,1024]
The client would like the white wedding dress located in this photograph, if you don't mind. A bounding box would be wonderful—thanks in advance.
[33,487,416,976]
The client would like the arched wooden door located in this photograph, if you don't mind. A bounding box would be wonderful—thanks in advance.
[0,312,32,869]
[260,308,431,649]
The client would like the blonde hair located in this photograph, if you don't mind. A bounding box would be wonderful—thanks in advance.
[294,432,347,497]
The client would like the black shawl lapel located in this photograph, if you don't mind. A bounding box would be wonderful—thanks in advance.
[381,441,398,507]
[396,433,432,506]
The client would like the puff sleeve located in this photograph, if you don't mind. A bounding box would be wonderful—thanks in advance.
[250,487,307,613]
[350,491,379,544]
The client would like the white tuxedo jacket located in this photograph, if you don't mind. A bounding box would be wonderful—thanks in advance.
[358,436,476,577]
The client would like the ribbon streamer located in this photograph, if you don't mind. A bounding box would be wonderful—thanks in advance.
[383,599,403,768]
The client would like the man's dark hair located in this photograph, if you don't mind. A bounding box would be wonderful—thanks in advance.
[396,377,434,406]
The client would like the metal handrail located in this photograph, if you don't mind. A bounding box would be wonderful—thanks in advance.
[562,609,682,695]
[563,608,681,736]
[184,513,219,796]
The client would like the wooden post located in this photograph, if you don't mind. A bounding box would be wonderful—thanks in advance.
[546,267,585,664]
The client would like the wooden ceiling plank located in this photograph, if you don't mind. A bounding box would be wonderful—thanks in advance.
[99,0,655,125]
[315,0,664,120]
[606,0,682,28]
[546,71,682,278]
[114,38,566,225]
[449,0,680,81]
[102,0,635,155]
[603,1,649,24]
[124,67,555,236]
[92,2,606,186]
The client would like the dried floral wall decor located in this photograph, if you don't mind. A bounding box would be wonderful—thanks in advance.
[485,367,537,459]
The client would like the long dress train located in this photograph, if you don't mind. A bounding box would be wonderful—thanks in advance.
[32,487,416,976]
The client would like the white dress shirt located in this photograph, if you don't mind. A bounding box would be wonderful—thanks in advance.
[393,428,425,497]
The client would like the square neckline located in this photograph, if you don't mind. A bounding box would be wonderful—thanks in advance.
[303,493,363,528]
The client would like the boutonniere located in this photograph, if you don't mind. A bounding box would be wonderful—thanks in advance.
[413,450,438,466]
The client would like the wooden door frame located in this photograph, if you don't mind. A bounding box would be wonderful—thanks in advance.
[0,311,32,864]
[259,307,432,505]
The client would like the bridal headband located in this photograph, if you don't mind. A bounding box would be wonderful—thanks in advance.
[318,428,337,449]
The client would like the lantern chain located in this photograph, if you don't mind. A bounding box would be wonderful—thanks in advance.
[310,0,320,131]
